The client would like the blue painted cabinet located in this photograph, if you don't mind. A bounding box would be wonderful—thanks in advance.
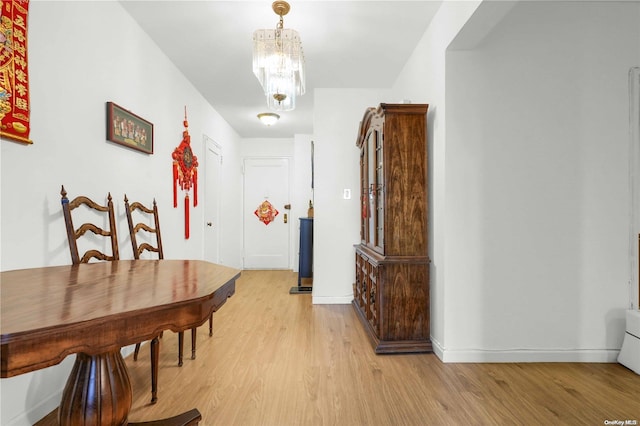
[298,218,313,287]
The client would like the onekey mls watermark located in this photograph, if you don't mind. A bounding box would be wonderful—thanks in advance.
[604,421,638,425]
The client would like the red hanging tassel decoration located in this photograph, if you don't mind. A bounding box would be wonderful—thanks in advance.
[185,194,190,239]
[173,161,178,208]
[193,169,198,207]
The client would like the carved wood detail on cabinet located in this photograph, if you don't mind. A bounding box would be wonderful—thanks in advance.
[353,103,431,354]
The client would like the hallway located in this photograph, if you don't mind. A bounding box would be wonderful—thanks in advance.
[115,270,640,425]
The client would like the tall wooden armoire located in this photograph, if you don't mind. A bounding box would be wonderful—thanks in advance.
[353,103,431,354]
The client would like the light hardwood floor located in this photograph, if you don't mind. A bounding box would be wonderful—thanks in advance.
[39,270,639,425]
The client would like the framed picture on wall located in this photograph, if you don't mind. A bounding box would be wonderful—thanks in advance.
[106,102,154,154]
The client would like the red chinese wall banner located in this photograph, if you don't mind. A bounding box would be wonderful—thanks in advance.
[0,0,31,144]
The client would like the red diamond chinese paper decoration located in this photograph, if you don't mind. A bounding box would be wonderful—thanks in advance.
[255,200,278,226]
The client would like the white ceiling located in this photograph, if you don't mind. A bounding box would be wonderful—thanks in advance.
[120,1,442,138]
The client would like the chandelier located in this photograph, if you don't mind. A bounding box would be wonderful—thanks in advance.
[252,1,306,112]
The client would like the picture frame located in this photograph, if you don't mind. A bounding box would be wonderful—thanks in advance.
[106,102,154,154]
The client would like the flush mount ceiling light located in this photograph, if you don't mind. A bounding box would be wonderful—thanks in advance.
[257,112,280,126]
[252,1,306,112]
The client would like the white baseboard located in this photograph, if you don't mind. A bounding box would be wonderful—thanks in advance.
[431,338,620,363]
[312,295,353,304]
[7,389,62,426]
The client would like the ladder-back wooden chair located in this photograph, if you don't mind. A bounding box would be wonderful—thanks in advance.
[61,185,119,264]
[122,194,169,404]
[60,185,159,404]
[124,195,210,372]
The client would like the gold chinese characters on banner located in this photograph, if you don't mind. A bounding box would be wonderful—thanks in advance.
[0,0,31,144]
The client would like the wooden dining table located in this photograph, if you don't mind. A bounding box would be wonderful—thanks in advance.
[1,259,240,426]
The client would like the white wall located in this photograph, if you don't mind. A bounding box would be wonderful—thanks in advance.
[393,0,640,362]
[442,0,640,362]
[631,67,640,310]
[311,88,391,304]
[0,2,243,424]
[391,0,483,357]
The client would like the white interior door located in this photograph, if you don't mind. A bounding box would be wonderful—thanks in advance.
[204,135,221,264]
[243,157,290,269]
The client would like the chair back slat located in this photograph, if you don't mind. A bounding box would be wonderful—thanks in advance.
[61,185,119,264]
[124,195,164,260]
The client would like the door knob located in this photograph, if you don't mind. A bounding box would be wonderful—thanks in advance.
[207,222,212,227]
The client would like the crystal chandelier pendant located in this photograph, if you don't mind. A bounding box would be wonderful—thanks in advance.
[252,1,306,112]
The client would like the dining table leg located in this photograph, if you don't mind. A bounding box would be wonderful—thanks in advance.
[57,350,201,426]
[58,351,131,425]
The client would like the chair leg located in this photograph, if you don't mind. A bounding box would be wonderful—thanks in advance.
[191,328,197,360]
[209,314,213,337]
[178,331,184,367]
[150,336,159,404]
[134,342,141,361]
